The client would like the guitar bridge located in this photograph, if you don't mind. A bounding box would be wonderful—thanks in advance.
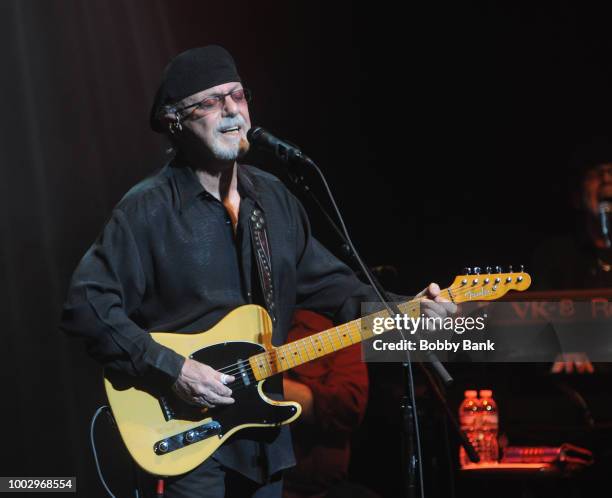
[153,420,222,455]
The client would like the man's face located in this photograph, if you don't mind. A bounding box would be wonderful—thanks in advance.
[582,163,612,217]
[174,81,251,162]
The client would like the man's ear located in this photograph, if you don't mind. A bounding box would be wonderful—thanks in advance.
[159,105,182,134]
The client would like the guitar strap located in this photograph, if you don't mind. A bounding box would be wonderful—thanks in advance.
[249,208,277,326]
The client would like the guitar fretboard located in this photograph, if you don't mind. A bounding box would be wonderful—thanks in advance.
[248,297,427,380]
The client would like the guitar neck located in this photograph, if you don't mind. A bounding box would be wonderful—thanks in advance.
[248,296,425,380]
[247,268,532,380]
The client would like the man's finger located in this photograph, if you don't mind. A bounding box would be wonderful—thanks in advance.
[217,372,236,386]
[204,391,235,406]
[196,397,215,408]
[421,300,449,318]
[416,282,439,298]
[428,282,441,298]
[434,297,458,314]
[209,380,233,397]
[551,359,564,374]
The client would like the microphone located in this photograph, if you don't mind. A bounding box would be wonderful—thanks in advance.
[247,127,313,166]
[599,200,612,248]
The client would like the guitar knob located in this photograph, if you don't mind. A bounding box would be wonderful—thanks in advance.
[473,267,481,275]
[185,430,197,444]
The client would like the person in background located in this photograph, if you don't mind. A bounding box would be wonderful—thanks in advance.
[282,309,378,498]
[533,138,612,291]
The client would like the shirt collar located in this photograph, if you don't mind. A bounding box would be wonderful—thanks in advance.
[170,158,264,213]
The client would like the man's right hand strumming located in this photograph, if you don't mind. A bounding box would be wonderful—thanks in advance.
[172,358,235,408]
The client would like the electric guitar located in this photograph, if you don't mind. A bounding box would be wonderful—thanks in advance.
[104,268,531,476]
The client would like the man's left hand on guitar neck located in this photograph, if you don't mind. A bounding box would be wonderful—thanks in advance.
[416,282,458,320]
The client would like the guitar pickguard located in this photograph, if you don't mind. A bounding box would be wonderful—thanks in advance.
[148,341,297,457]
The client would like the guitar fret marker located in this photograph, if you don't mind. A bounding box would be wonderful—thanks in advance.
[308,336,317,357]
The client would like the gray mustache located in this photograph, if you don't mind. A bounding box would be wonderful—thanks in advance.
[216,116,246,132]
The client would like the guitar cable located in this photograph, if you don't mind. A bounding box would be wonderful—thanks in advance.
[91,406,161,498]
[90,405,118,498]
[89,405,146,498]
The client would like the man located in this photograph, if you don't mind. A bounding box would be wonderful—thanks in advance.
[532,140,612,374]
[533,139,612,290]
[60,45,455,498]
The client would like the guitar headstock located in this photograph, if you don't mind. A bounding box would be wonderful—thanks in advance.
[448,265,531,303]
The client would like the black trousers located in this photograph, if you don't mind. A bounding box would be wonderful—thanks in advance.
[139,458,283,498]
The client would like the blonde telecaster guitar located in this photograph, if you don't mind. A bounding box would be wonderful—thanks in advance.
[104,268,531,476]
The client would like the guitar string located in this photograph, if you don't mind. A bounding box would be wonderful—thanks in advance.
[209,278,520,381]
[214,292,436,378]
[214,278,520,380]
[218,279,523,394]
[221,320,362,391]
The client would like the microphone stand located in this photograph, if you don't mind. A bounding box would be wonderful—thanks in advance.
[274,159,480,498]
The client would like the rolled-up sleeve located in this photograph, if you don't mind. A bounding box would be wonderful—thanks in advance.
[60,208,185,385]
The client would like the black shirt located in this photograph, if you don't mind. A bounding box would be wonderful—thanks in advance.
[60,159,384,481]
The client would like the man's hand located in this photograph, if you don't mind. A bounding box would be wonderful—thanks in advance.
[416,282,458,319]
[172,358,235,408]
[550,352,595,374]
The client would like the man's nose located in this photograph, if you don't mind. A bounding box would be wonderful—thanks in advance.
[222,95,239,116]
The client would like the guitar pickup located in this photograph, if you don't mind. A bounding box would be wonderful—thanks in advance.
[153,421,222,455]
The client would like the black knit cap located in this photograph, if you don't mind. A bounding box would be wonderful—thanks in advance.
[149,45,241,132]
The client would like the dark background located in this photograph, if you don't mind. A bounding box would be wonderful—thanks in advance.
[2,1,612,496]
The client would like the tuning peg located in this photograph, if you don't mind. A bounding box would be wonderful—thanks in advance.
[485,266,492,274]
[508,265,513,273]
[463,267,472,275]
[495,266,502,273]
[473,266,481,275]
[519,264,524,272]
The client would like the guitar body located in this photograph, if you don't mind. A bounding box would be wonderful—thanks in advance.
[104,305,301,477]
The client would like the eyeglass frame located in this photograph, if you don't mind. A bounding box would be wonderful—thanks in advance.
[174,87,252,121]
